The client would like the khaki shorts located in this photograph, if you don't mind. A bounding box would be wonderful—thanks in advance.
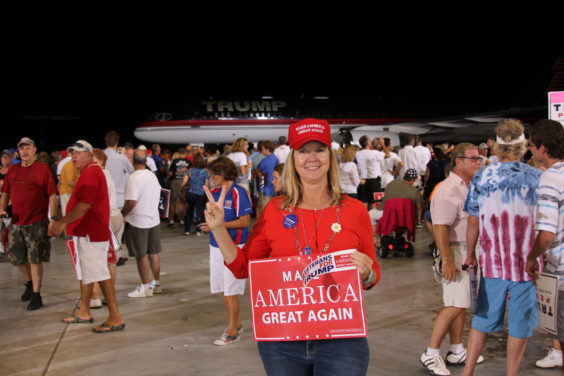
[7,219,50,266]
[76,236,111,284]
[442,243,470,308]
[125,224,162,258]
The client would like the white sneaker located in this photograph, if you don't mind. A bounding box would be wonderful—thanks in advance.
[421,352,450,375]
[127,285,153,298]
[151,280,162,294]
[535,348,563,368]
[213,329,240,346]
[89,298,102,309]
[446,349,484,365]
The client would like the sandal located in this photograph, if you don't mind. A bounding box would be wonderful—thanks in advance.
[92,322,125,333]
[63,314,94,324]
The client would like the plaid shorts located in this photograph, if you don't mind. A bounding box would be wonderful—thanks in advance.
[7,219,50,265]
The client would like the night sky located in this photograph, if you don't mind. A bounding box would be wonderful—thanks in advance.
[5,44,561,152]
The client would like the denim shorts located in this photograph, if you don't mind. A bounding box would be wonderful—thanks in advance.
[257,338,369,376]
[472,277,538,338]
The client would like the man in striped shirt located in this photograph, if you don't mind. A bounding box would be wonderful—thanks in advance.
[526,119,564,365]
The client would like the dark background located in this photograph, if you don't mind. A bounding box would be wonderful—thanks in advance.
[4,37,562,152]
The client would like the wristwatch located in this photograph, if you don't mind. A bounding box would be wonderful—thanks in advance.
[50,216,58,221]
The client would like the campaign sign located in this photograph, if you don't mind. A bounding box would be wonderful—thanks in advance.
[249,249,367,341]
[549,91,564,125]
[536,272,559,335]
[159,188,171,219]
[66,239,82,280]
[301,249,357,286]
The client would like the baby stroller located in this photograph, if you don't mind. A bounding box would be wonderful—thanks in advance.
[375,198,416,258]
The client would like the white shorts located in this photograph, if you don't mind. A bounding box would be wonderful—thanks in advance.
[60,193,71,216]
[210,245,246,296]
[76,236,111,285]
[442,243,470,308]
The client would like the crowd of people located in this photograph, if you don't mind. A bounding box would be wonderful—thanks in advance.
[0,117,562,375]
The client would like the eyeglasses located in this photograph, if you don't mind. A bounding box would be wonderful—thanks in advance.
[457,156,482,162]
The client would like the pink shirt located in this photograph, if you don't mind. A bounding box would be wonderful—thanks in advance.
[430,172,468,242]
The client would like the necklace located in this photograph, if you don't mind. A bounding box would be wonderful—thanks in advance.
[299,207,325,255]
[293,204,341,256]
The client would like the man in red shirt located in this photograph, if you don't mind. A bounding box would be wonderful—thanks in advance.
[0,137,58,310]
[50,140,125,333]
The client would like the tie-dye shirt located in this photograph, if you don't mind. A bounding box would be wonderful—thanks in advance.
[464,162,542,282]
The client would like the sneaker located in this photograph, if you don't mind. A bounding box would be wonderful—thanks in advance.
[535,348,563,368]
[214,330,240,346]
[27,292,43,311]
[151,280,162,294]
[167,222,175,228]
[446,349,485,365]
[90,298,103,309]
[127,285,153,298]
[421,352,450,376]
[183,231,191,236]
[196,232,203,237]
[21,281,33,302]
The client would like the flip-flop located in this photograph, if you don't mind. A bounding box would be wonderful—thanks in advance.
[63,314,94,324]
[92,322,125,333]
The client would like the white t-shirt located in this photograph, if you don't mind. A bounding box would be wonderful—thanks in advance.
[102,169,120,217]
[124,169,161,228]
[146,156,157,173]
[414,145,432,175]
[398,145,418,178]
[380,152,402,188]
[338,162,360,194]
[228,152,248,186]
[57,156,72,176]
[274,145,291,163]
[356,149,385,179]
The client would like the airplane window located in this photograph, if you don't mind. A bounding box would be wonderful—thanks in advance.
[154,112,172,121]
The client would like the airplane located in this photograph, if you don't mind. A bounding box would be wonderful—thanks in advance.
[134,60,562,146]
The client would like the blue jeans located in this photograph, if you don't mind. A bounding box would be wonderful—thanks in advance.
[257,338,369,376]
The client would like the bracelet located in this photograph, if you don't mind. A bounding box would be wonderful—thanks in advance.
[362,269,374,284]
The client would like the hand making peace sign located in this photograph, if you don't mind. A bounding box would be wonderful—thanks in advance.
[202,185,227,232]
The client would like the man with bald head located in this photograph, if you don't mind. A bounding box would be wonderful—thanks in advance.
[122,149,163,297]
[50,140,125,333]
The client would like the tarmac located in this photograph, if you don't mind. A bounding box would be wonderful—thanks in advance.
[0,220,562,376]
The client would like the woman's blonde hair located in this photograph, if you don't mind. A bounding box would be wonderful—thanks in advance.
[230,138,248,153]
[280,146,342,210]
[340,145,357,163]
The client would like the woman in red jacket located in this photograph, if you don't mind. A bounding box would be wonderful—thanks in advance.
[203,118,380,376]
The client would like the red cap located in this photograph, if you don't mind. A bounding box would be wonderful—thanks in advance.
[288,118,332,150]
